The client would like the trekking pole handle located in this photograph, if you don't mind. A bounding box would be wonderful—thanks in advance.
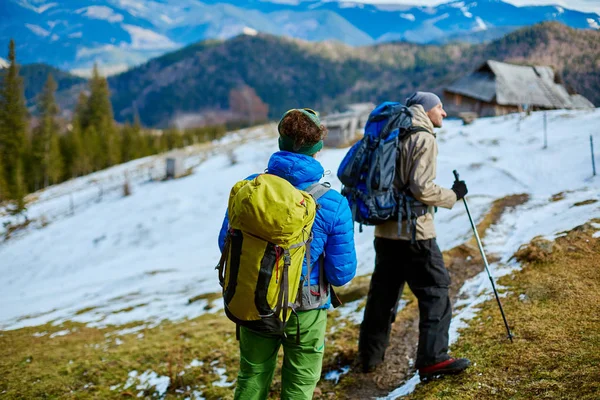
[453,170,460,182]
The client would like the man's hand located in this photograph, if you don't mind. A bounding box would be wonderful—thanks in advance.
[452,180,468,200]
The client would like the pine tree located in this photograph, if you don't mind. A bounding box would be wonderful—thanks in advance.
[0,39,28,212]
[31,74,62,188]
[120,123,134,162]
[69,117,85,176]
[0,153,6,201]
[47,132,63,184]
[72,91,90,175]
[86,65,120,168]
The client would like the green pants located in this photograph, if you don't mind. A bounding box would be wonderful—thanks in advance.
[234,309,327,400]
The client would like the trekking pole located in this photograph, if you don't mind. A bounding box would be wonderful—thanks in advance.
[453,170,514,343]
[591,135,596,177]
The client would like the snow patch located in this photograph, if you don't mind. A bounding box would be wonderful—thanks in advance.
[76,6,124,23]
[381,374,420,399]
[0,57,8,68]
[213,366,234,387]
[184,391,206,400]
[187,359,204,368]
[325,366,350,384]
[242,26,258,36]
[49,329,70,338]
[334,299,364,325]
[25,23,50,37]
[124,370,170,398]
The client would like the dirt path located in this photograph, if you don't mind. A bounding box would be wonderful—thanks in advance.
[316,194,529,399]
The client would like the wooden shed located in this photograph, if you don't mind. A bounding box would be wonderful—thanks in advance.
[322,103,374,148]
[444,60,594,117]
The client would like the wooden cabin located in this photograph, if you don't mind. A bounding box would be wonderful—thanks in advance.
[444,60,594,117]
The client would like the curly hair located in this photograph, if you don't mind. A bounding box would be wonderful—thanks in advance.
[278,110,328,150]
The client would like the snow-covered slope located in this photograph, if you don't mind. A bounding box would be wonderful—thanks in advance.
[1,109,599,331]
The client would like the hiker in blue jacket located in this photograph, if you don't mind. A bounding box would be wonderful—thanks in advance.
[218,108,357,400]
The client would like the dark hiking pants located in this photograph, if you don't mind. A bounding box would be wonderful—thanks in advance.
[358,237,452,370]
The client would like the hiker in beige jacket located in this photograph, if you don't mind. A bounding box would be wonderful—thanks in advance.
[358,92,471,381]
[374,102,457,240]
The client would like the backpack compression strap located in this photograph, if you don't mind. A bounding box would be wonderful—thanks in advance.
[303,182,331,308]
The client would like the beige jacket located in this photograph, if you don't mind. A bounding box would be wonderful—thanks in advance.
[374,104,457,241]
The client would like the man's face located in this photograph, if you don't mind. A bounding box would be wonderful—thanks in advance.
[426,103,447,128]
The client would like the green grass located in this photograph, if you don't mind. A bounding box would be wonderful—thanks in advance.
[405,222,600,400]
[0,315,240,399]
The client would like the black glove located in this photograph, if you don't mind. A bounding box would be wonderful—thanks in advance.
[452,180,468,200]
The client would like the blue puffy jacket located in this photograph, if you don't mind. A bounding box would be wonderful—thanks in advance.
[218,151,357,309]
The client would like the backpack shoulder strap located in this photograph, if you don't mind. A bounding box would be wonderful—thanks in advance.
[399,126,429,143]
[397,126,431,193]
[305,182,331,202]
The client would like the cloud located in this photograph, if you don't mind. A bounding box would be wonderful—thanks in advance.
[25,23,51,37]
[121,24,178,50]
[76,6,124,23]
[345,0,600,14]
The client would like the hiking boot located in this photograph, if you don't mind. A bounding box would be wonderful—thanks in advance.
[418,358,471,381]
[357,359,382,373]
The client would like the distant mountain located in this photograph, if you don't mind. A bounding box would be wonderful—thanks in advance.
[101,22,597,127]
[1,0,598,74]
[12,22,598,127]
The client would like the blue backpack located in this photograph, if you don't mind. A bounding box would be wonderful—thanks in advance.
[337,102,428,239]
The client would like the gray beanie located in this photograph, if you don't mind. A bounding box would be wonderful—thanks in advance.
[406,91,442,112]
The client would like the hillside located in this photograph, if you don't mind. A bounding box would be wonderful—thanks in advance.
[104,22,598,127]
[11,22,599,126]
[0,109,598,399]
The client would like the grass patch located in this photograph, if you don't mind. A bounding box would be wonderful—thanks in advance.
[0,315,240,399]
[0,193,540,400]
[405,222,600,399]
[75,306,98,316]
[333,274,372,304]
[572,199,598,207]
[188,291,222,311]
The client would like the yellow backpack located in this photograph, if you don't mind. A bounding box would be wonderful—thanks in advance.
[216,174,328,338]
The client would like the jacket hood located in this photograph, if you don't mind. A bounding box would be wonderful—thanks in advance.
[267,151,324,187]
[409,104,435,136]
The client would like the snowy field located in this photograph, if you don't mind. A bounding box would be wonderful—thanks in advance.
[1,109,599,339]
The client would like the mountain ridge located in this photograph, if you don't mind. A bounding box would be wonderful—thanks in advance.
[5,22,598,127]
[1,0,598,74]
